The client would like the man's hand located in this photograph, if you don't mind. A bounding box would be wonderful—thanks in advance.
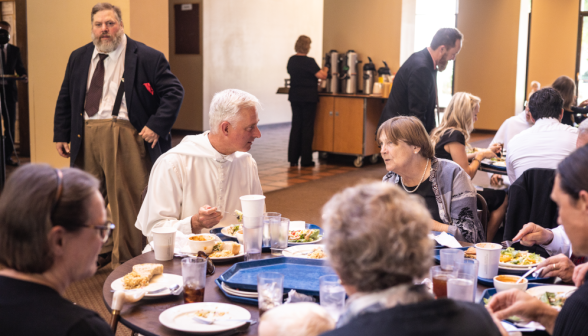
[55,142,70,158]
[139,126,159,148]
[512,223,554,246]
[487,289,559,334]
[573,262,588,287]
[579,99,588,108]
[536,254,576,282]
[191,205,223,233]
[490,174,503,187]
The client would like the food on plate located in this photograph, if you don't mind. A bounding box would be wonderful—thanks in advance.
[308,247,325,259]
[209,242,241,258]
[464,247,476,259]
[192,309,228,319]
[122,263,163,289]
[491,157,506,162]
[234,210,243,223]
[189,234,215,241]
[538,291,570,309]
[288,229,321,243]
[500,247,541,266]
[222,224,243,237]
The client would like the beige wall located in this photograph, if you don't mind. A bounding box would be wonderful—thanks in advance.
[527,0,579,92]
[454,0,523,130]
[129,0,168,59]
[202,0,323,129]
[28,0,130,167]
[169,0,202,131]
[323,0,402,81]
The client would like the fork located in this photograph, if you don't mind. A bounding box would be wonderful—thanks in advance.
[501,239,521,249]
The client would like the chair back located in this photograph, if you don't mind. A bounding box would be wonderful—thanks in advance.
[476,193,489,241]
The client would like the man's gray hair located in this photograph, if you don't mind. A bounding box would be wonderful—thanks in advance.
[91,3,123,24]
[259,303,334,336]
[579,118,588,135]
[209,89,261,134]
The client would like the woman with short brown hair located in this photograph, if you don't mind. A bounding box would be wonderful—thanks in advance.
[552,75,576,126]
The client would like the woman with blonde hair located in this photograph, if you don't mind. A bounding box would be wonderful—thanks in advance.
[431,92,506,242]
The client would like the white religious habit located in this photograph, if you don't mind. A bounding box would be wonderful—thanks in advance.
[506,118,578,183]
[135,131,263,239]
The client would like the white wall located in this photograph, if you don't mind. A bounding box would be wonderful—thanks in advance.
[202,0,324,129]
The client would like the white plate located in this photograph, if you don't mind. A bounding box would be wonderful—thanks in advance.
[282,244,326,259]
[288,236,322,245]
[111,273,183,297]
[221,282,258,298]
[159,302,251,334]
[481,158,506,167]
[180,244,245,261]
[220,225,242,237]
[526,285,576,310]
[499,256,545,269]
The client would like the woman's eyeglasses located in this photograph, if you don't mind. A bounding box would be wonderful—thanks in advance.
[83,221,115,243]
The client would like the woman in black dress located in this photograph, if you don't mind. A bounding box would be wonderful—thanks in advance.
[287,35,327,167]
[430,92,506,242]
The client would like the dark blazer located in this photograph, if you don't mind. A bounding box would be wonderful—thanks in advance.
[378,48,437,133]
[53,36,184,166]
[1,44,27,102]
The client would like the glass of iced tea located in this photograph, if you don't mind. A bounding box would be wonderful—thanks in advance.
[257,272,284,316]
[430,266,456,299]
[181,257,207,304]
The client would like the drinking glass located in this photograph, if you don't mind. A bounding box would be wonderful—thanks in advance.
[459,259,479,301]
[270,217,290,256]
[430,265,456,299]
[263,212,281,248]
[440,248,464,271]
[320,275,346,321]
[243,215,263,260]
[447,273,476,302]
[181,257,207,303]
[257,272,284,316]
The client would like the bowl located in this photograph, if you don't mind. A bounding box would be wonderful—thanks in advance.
[493,275,528,292]
[234,232,244,245]
[184,234,218,254]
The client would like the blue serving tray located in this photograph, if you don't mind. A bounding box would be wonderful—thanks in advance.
[215,278,259,306]
[218,257,335,296]
[433,247,554,286]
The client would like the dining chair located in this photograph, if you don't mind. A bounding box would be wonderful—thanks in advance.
[476,193,489,241]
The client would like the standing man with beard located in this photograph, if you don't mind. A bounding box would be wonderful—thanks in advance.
[53,2,184,268]
[378,28,462,133]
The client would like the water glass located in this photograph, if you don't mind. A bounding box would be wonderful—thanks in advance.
[270,217,290,255]
[440,248,464,271]
[257,272,284,316]
[459,259,479,301]
[430,265,457,299]
[243,215,263,260]
[181,257,207,303]
[447,273,476,302]
[320,275,346,321]
[263,212,281,248]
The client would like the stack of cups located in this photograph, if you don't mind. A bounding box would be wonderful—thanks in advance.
[240,195,266,261]
[475,243,502,279]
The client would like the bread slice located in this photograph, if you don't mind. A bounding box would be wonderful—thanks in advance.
[122,263,163,289]
[221,242,241,255]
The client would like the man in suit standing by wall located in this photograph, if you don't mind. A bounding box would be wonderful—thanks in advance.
[0,21,26,167]
[53,2,184,267]
[378,28,463,133]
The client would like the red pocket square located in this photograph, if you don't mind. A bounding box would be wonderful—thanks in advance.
[143,83,154,95]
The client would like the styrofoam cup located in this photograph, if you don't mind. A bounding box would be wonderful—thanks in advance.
[239,195,266,218]
[152,227,176,261]
[475,243,502,279]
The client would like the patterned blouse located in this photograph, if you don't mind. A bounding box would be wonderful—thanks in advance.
[383,157,485,243]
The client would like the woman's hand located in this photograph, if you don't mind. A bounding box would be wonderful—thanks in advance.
[488,143,502,154]
[479,149,497,160]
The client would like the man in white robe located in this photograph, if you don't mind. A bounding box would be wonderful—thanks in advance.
[135,89,263,240]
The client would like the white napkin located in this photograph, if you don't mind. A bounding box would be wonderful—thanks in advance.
[433,232,462,248]
[289,221,306,231]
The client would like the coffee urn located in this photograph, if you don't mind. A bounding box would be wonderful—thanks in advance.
[363,57,376,95]
[341,50,359,94]
[325,50,340,93]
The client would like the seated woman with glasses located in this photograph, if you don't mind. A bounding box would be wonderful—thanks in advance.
[320,182,503,336]
[0,165,114,336]
[379,116,484,243]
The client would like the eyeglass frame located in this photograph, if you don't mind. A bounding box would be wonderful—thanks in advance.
[82,222,115,243]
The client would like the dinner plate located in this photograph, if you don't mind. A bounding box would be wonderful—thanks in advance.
[220,225,242,238]
[159,302,251,334]
[180,244,245,261]
[499,256,545,269]
[111,273,183,297]
[282,244,326,259]
[220,282,258,298]
[526,285,576,298]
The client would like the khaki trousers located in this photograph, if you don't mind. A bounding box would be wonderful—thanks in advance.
[82,119,149,267]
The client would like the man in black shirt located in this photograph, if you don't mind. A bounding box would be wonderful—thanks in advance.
[378,28,463,133]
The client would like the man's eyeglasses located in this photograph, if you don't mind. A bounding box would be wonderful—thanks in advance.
[83,222,115,243]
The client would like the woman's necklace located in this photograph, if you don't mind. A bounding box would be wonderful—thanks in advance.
[400,159,430,194]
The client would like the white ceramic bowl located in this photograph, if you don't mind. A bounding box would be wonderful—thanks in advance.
[185,234,217,253]
[493,275,528,292]
[234,232,244,245]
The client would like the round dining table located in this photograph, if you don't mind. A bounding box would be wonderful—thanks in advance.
[102,247,497,336]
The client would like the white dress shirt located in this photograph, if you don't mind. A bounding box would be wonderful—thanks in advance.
[506,118,578,183]
[84,34,128,120]
[541,225,572,257]
[135,132,263,238]
[491,111,532,151]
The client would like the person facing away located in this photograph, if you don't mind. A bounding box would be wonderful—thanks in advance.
[53,2,184,267]
[377,27,463,134]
